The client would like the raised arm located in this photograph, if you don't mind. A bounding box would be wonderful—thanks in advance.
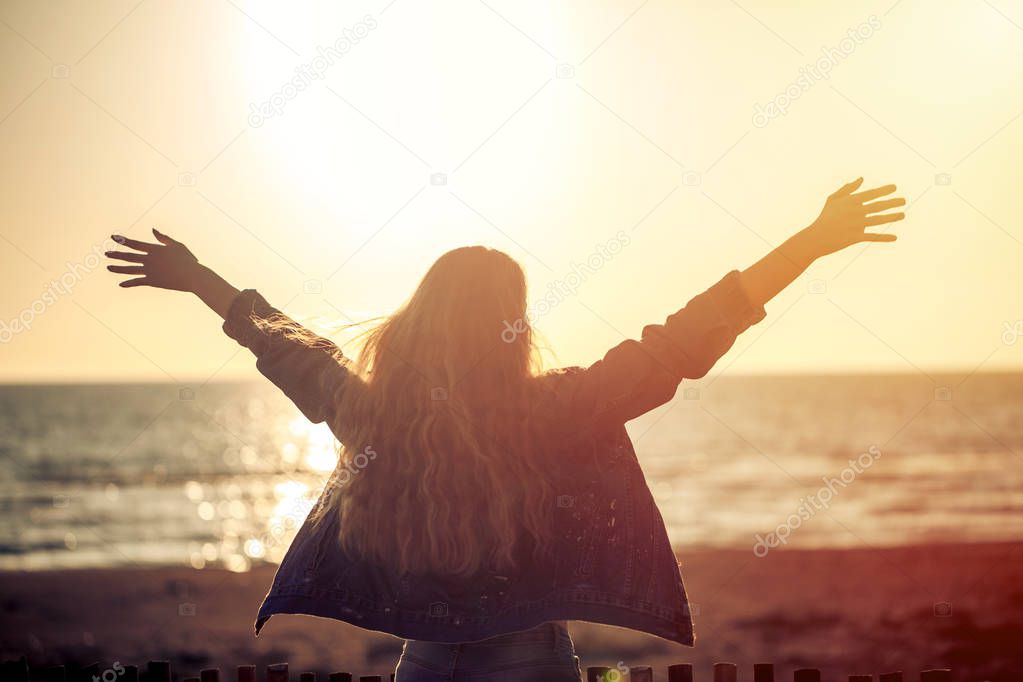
[105,229,359,435]
[557,178,905,430]
[740,178,904,307]
[105,229,239,318]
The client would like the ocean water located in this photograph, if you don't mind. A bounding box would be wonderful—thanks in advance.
[1,374,1020,571]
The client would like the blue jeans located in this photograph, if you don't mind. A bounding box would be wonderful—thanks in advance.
[394,621,582,681]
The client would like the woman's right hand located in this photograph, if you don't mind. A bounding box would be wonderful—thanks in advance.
[105,228,204,292]
[801,178,906,258]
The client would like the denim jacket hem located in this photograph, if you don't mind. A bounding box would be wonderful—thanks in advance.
[256,590,694,645]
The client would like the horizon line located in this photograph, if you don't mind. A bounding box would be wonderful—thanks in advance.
[1,366,1020,387]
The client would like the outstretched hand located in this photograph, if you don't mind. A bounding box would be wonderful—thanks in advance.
[105,229,203,291]
[739,177,907,308]
[804,178,905,258]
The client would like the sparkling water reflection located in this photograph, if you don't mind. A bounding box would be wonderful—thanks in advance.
[1,375,1021,570]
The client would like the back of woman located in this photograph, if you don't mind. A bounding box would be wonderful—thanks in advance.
[104,177,906,680]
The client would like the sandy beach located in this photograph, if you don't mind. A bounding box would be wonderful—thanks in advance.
[2,541,1021,681]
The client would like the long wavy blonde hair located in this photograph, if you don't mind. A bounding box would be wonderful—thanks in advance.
[319,246,556,577]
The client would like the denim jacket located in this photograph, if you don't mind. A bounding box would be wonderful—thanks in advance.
[222,270,765,646]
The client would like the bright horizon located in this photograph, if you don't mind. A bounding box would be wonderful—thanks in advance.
[2,0,1022,383]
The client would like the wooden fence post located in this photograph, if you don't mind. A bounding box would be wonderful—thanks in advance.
[1,657,28,682]
[81,663,100,682]
[630,665,654,682]
[879,672,903,682]
[123,665,139,682]
[200,668,221,682]
[919,670,952,682]
[237,665,256,682]
[754,663,775,682]
[328,674,352,682]
[267,663,288,682]
[669,663,695,682]
[715,663,738,682]
[794,668,821,682]
[147,661,172,682]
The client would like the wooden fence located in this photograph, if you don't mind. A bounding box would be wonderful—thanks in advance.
[0,658,959,682]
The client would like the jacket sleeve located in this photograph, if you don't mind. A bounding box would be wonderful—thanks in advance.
[221,289,356,432]
[556,270,766,429]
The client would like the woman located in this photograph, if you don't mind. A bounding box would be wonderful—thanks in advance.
[106,178,903,681]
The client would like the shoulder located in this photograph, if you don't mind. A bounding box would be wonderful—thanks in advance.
[532,366,585,401]
[538,366,585,381]
[527,367,599,441]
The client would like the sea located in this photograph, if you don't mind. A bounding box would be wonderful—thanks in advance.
[1,373,1020,571]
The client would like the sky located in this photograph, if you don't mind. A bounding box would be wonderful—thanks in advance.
[1,0,1021,383]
